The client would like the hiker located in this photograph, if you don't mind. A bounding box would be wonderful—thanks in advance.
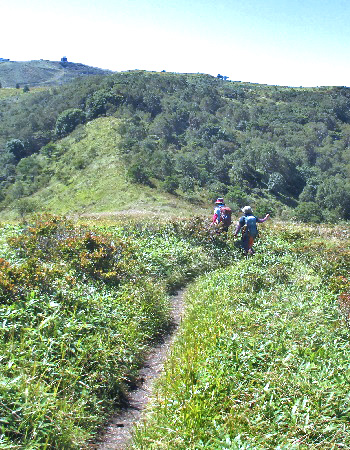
[234,206,270,255]
[212,198,232,232]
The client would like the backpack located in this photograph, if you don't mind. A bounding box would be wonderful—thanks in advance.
[219,206,232,226]
[243,215,258,238]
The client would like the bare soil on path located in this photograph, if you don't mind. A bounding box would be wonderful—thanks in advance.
[89,289,186,450]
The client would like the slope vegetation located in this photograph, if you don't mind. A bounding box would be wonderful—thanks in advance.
[0,214,237,448]
[2,215,350,448]
[1,71,350,220]
[0,117,203,220]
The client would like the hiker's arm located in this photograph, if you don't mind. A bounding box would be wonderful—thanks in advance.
[233,222,241,237]
[212,213,219,223]
[234,217,245,236]
[257,214,270,223]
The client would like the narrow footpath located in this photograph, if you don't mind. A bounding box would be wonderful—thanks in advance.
[90,289,186,450]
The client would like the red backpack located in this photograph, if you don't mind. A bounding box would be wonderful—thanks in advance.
[220,206,232,226]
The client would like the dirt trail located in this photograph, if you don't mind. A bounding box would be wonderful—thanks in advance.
[90,289,186,450]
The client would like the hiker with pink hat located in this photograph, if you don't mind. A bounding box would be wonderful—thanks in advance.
[212,198,232,232]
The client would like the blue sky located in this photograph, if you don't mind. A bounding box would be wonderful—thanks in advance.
[2,0,350,87]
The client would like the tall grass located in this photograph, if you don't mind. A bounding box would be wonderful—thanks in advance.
[133,223,350,449]
[0,215,240,448]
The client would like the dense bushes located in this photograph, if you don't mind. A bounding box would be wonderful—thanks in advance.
[55,108,86,137]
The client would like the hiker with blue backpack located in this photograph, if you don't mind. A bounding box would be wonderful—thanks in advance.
[234,206,270,255]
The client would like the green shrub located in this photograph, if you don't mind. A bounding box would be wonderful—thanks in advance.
[126,163,151,185]
[55,108,86,137]
[294,201,324,223]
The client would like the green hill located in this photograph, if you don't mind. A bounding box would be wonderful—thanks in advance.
[0,59,112,88]
[0,116,207,220]
[1,70,350,222]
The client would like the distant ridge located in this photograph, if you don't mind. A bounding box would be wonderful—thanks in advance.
[0,59,112,88]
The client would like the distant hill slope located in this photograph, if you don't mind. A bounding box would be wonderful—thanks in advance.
[0,60,112,88]
[0,117,207,220]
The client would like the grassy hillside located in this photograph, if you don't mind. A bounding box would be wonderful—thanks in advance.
[0,87,47,99]
[133,222,350,449]
[0,59,111,88]
[2,215,350,448]
[0,214,238,448]
[0,117,208,220]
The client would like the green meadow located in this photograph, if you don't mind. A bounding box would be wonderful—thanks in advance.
[1,215,350,448]
[0,87,47,99]
[0,214,236,448]
[133,223,350,449]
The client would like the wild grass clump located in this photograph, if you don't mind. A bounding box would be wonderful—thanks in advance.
[133,222,350,449]
[0,214,241,448]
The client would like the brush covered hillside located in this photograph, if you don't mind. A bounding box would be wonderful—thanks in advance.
[1,215,350,448]
[0,59,111,88]
[2,117,194,219]
[1,70,350,220]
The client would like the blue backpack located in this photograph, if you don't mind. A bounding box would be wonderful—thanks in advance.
[243,215,258,238]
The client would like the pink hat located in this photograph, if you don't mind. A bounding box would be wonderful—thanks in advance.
[215,198,224,204]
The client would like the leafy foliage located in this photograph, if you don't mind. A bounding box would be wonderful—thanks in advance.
[5,139,27,161]
[55,108,86,137]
